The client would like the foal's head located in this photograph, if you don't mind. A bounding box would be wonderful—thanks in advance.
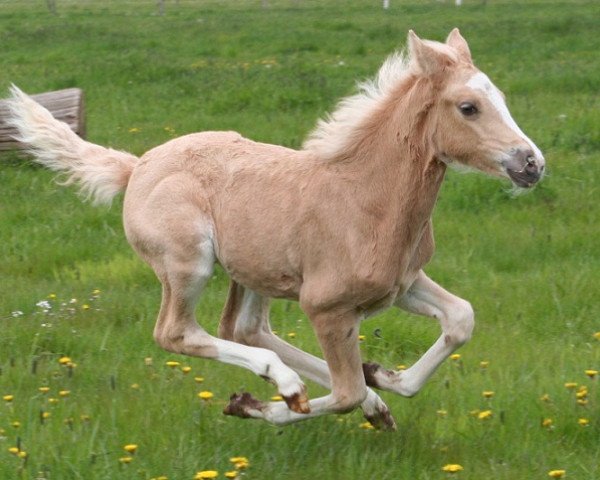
[412,29,545,188]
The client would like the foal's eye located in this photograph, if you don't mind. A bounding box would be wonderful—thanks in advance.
[459,102,478,117]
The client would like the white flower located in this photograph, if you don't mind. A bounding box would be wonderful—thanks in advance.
[11,311,24,317]
[36,300,51,310]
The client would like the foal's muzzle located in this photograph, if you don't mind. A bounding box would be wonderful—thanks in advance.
[504,148,545,188]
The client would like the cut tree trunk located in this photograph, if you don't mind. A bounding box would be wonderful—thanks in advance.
[0,87,85,152]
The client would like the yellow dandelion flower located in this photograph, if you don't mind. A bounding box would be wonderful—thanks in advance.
[3,395,14,402]
[437,409,448,417]
[540,393,551,402]
[41,411,51,419]
[92,289,101,295]
[165,361,180,368]
[229,457,249,464]
[287,332,296,338]
[18,451,27,459]
[477,410,493,420]
[584,369,598,378]
[450,354,461,361]
[39,387,50,394]
[442,464,464,473]
[59,390,70,397]
[48,293,57,299]
[359,421,374,430]
[181,366,192,374]
[578,418,589,427]
[119,456,133,464]
[156,477,168,480]
[123,444,138,454]
[8,447,19,455]
[198,391,214,400]
[11,421,21,428]
[48,398,59,404]
[194,376,205,383]
[482,391,494,398]
[128,127,140,133]
[576,389,587,399]
[271,395,283,401]
[225,472,238,479]
[593,332,600,341]
[358,334,366,341]
[564,382,577,389]
[131,383,140,389]
[479,361,490,369]
[195,471,218,479]
[82,304,90,310]
[548,470,566,478]
[542,418,553,428]
[144,357,153,366]
[577,398,588,406]
[58,356,72,365]
[396,364,407,371]
[234,460,249,470]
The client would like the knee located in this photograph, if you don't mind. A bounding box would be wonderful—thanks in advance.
[154,325,216,357]
[333,388,368,414]
[153,329,184,353]
[232,325,268,347]
[232,327,253,345]
[445,300,474,346]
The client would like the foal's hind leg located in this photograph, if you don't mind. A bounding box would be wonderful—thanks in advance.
[147,236,309,413]
[219,282,396,430]
[363,270,474,397]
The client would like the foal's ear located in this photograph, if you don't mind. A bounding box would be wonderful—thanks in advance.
[445,28,472,63]
[408,30,453,76]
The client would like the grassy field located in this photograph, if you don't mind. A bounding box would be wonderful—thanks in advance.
[1,1,599,479]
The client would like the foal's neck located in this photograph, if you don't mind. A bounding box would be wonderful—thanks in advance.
[336,76,446,226]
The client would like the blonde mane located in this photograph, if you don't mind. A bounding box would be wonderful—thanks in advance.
[303,51,415,159]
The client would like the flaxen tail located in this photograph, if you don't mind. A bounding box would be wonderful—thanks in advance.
[6,85,138,205]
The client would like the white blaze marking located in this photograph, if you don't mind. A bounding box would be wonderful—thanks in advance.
[466,72,543,159]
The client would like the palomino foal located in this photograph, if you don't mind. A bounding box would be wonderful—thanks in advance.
[7,29,544,430]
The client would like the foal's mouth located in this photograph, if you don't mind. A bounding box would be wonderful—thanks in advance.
[506,167,542,188]
[503,150,545,188]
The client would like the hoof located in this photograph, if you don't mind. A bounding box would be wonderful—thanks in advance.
[283,386,311,414]
[364,406,397,431]
[362,362,395,389]
[223,392,265,419]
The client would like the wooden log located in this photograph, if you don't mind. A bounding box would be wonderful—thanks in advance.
[0,87,85,151]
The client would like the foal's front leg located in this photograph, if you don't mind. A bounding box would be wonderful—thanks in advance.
[363,270,474,397]
[221,284,396,429]
[225,308,368,425]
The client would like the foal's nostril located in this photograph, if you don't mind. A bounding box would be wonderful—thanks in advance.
[524,158,537,175]
[515,148,535,164]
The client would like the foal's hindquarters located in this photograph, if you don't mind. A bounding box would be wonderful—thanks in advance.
[122,132,396,428]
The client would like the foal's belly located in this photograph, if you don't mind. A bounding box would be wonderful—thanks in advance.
[224,264,302,300]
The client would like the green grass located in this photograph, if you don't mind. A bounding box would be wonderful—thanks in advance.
[1,1,599,479]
